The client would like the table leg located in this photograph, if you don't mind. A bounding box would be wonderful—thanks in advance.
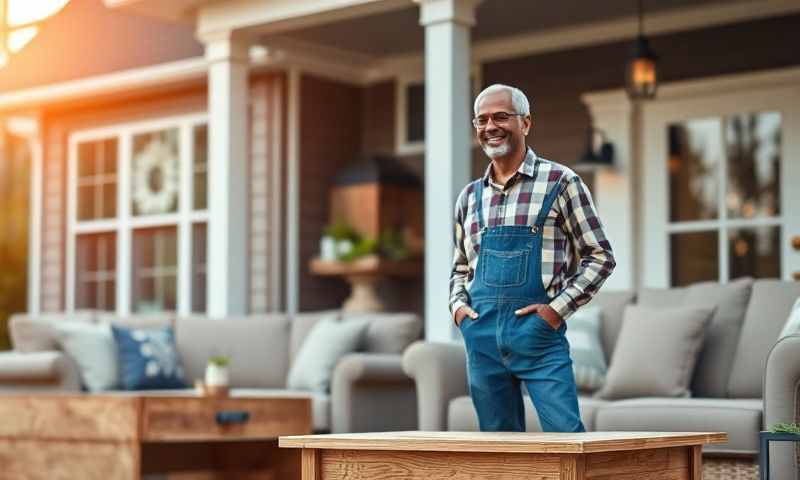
[759,433,769,480]
[302,449,320,480]
[689,445,702,479]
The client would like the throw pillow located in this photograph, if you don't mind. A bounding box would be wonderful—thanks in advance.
[564,306,607,393]
[111,325,187,390]
[51,322,118,392]
[287,316,369,393]
[778,297,800,339]
[595,304,715,400]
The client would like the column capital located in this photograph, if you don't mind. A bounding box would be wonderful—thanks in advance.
[415,0,482,28]
[197,29,253,64]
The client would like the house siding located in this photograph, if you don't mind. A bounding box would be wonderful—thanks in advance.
[298,74,362,311]
[249,73,288,313]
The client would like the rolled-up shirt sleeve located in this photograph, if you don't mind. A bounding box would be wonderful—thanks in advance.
[549,175,616,321]
[449,188,471,322]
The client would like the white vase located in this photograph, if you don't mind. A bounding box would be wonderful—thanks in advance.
[320,236,337,261]
[205,363,229,387]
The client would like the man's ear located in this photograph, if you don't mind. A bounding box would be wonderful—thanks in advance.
[523,115,533,136]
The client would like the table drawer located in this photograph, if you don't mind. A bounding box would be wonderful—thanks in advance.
[142,397,312,442]
[0,396,138,441]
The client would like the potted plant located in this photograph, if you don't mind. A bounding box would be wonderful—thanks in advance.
[204,355,230,396]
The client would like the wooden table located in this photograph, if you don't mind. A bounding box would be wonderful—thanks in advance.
[0,392,312,479]
[279,431,728,480]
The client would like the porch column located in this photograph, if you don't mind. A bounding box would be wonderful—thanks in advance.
[201,31,250,316]
[582,91,637,290]
[416,0,480,342]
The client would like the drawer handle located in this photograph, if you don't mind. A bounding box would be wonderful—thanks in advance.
[215,411,250,425]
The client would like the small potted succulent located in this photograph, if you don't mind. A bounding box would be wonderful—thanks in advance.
[204,355,231,396]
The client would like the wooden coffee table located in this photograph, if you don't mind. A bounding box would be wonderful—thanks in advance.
[0,392,312,479]
[280,431,728,479]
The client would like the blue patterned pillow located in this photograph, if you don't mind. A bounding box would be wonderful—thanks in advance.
[111,325,187,390]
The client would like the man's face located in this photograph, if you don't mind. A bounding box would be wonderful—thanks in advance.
[474,90,531,159]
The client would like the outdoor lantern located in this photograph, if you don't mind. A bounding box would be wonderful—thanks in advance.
[574,127,614,171]
[626,0,658,100]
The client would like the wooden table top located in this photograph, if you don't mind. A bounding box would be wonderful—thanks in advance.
[279,431,728,454]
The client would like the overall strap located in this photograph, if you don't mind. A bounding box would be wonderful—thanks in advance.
[534,172,565,226]
[473,179,485,231]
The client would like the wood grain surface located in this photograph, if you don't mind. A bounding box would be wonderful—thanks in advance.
[143,395,312,442]
[320,449,561,480]
[0,395,139,441]
[279,431,728,454]
[0,439,138,480]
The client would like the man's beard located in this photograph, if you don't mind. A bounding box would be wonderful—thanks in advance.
[480,135,514,159]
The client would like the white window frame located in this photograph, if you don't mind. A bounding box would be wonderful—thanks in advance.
[394,63,483,156]
[640,67,800,287]
[66,112,209,315]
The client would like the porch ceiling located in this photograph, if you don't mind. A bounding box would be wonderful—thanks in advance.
[268,0,748,58]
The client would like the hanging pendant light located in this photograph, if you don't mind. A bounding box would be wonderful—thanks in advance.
[626,0,658,100]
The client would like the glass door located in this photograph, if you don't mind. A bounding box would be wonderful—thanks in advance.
[641,77,800,287]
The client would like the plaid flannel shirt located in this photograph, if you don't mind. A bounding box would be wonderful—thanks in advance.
[449,148,616,322]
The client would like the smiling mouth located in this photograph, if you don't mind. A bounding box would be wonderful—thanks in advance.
[484,135,507,146]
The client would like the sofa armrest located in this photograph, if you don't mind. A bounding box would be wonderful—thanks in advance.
[764,334,800,480]
[331,353,417,433]
[401,341,468,431]
[0,351,82,393]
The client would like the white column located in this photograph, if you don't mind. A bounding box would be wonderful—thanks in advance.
[201,31,250,316]
[581,91,637,290]
[416,0,480,342]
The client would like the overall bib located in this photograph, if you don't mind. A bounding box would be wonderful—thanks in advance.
[459,175,585,433]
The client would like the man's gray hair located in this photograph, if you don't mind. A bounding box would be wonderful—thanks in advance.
[473,84,531,116]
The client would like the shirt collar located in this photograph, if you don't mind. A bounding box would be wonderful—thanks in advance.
[482,147,539,186]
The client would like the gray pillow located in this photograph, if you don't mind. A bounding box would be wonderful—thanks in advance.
[565,306,607,393]
[779,297,800,339]
[595,304,714,400]
[287,316,369,393]
[51,322,119,392]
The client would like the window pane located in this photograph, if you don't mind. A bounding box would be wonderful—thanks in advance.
[725,112,781,219]
[670,231,718,286]
[668,118,722,222]
[192,222,207,313]
[193,124,208,210]
[77,138,117,220]
[406,84,425,143]
[132,128,180,216]
[75,232,116,310]
[729,226,781,279]
[132,226,178,312]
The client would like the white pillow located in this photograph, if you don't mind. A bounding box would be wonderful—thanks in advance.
[779,298,800,339]
[51,322,119,392]
[564,306,607,392]
[287,316,368,393]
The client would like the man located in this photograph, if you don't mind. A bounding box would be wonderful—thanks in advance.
[450,84,616,433]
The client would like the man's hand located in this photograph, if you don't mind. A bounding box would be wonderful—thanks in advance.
[515,303,563,331]
[454,305,479,327]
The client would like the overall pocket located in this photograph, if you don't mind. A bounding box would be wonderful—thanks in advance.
[481,248,528,287]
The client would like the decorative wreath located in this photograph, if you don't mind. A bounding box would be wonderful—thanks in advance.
[132,137,179,215]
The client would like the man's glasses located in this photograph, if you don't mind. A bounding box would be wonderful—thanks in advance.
[472,111,525,128]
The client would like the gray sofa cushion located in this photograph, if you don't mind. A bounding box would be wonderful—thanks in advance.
[447,395,608,432]
[683,278,753,398]
[344,312,424,354]
[596,305,714,400]
[590,290,636,364]
[290,310,342,362]
[594,397,762,455]
[728,280,800,398]
[175,314,290,388]
[9,312,96,352]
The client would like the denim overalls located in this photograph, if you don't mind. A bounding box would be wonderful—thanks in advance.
[458,174,585,433]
